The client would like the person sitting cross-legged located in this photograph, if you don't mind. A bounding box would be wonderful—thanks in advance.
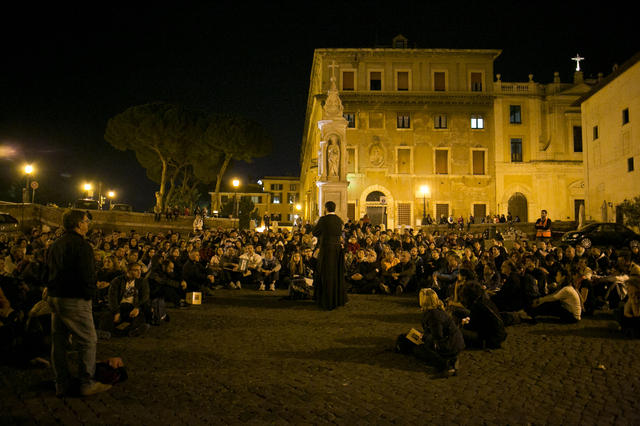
[147,260,188,308]
[105,262,150,337]
[258,248,281,291]
[182,250,215,295]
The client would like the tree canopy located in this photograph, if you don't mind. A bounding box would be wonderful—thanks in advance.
[105,103,271,210]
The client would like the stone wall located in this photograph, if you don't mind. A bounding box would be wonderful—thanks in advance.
[0,202,237,234]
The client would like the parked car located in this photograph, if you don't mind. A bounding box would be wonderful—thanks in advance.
[0,212,19,234]
[561,222,640,249]
[111,203,132,212]
[72,199,101,210]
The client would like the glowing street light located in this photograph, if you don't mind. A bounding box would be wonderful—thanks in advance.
[23,164,34,203]
[107,190,116,209]
[232,178,240,221]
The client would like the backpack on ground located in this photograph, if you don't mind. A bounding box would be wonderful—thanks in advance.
[150,298,168,326]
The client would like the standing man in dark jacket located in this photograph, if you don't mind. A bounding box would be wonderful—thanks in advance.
[312,201,347,310]
[46,210,111,397]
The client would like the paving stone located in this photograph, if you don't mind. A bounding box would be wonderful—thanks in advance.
[2,291,640,423]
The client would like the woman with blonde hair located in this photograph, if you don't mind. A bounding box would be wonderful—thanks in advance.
[398,288,464,377]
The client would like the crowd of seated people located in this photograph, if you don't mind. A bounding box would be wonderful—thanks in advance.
[1,215,639,371]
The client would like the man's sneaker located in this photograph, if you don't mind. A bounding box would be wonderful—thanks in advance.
[379,283,391,294]
[228,282,237,289]
[236,281,242,289]
[258,283,266,291]
[395,285,404,296]
[80,381,112,396]
[269,283,276,291]
[177,300,189,308]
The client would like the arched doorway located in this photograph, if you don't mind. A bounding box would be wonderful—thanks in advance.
[508,192,528,222]
[365,190,387,228]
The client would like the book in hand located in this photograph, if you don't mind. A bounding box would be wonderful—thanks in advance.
[405,328,424,345]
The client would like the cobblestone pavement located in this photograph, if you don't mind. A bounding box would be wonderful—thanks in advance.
[2,289,640,425]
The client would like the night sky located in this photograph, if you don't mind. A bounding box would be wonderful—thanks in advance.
[1,2,636,211]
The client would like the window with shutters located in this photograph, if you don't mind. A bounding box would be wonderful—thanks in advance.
[470,72,483,91]
[342,71,355,91]
[434,114,447,129]
[435,149,449,174]
[397,148,411,174]
[369,71,382,91]
[472,150,485,175]
[511,138,523,162]
[397,203,411,226]
[397,112,411,129]
[433,71,446,91]
[397,71,409,91]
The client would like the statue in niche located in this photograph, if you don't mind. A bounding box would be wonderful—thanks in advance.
[369,144,384,167]
[327,135,340,177]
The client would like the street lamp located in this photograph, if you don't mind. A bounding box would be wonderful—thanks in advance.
[420,185,431,225]
[107,190,116,209]
[23,164,34,203]
[83,183,93,199]
[232,178,240,221]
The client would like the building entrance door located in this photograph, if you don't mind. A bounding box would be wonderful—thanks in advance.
[366,206,386,227]
[508,193,528,222]
[365,190,388,229]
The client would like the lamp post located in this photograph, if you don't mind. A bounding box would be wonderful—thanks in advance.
[83,183,93,199]
[23,164,33,203]
[232,178,240,222]
[420,185,430,225]
[107,191,116,210]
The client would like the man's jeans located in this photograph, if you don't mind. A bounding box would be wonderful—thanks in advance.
[48,297,97,389]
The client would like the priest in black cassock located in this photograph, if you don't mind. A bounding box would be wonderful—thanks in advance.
[312,201,347,310]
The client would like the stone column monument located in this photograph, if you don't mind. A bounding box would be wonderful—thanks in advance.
[316,61,349,220]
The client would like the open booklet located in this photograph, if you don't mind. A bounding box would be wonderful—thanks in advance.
[405,328,424,345]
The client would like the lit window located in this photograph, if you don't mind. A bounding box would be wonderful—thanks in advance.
[272,193,282,204]
[471,115,484,129]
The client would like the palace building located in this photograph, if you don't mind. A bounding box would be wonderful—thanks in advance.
[299,36,595,227]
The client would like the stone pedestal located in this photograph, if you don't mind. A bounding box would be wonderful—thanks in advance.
[315,62,349,221]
